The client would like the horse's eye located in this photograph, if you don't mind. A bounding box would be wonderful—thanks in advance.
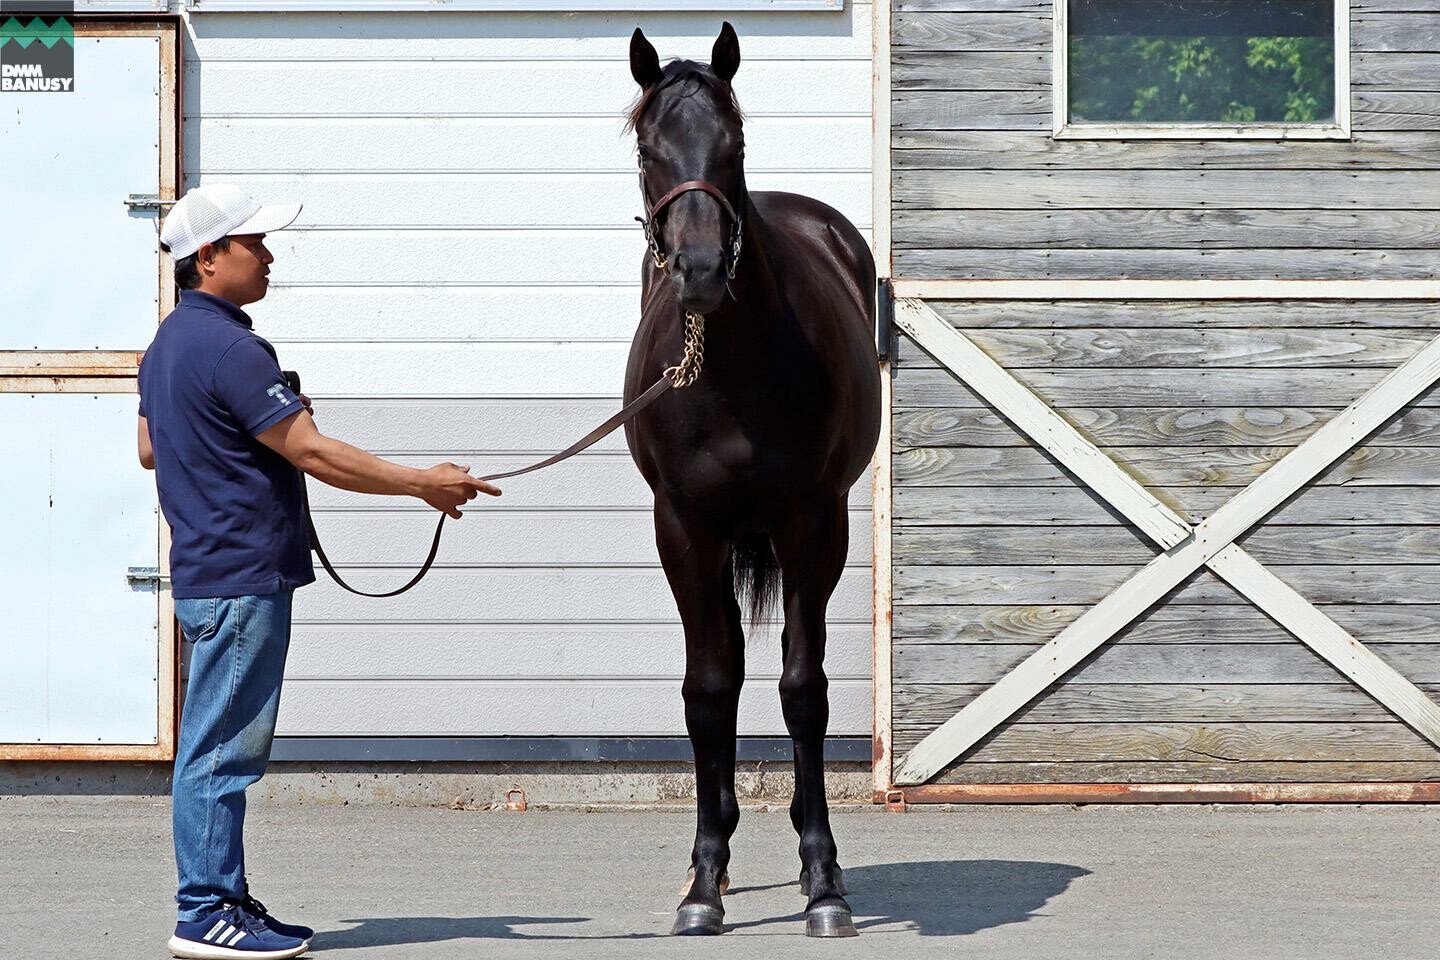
[637,145,652,162]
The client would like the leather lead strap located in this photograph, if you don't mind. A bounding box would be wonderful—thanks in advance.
[306,375,675,598]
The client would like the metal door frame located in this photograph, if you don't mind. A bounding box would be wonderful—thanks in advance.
[0,16,182,761]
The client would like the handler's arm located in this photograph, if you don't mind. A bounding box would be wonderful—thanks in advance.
[257,410,500,518]
[138,416,155,470]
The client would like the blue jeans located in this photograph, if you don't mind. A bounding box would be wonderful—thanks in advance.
[172,592,293,921]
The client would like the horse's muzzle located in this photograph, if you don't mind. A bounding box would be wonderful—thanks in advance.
[672,247,728,314]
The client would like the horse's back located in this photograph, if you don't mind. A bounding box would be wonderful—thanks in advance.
[751,191,875,307]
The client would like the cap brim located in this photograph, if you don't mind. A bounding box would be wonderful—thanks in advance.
[227,201,302,238]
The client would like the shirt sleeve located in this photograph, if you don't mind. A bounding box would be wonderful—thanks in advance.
[213,337,304,437]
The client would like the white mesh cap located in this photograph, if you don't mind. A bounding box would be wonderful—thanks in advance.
[160,183,302,260]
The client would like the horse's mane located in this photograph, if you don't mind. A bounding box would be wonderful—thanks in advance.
[624,60,744,134]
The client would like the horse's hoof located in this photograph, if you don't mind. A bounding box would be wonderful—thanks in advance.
[800,866,848,897]
[679,868,730,897]
[671,903,725,936]
[806,904,858,938]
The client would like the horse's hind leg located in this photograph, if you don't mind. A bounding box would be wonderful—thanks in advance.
[654,497,743,936]
[772,495,857,937]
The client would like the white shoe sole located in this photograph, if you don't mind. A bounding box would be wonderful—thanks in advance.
[168,934,310,960]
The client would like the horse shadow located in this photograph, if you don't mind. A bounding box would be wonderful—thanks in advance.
[729,858,1092,937]
[312,915,649,947]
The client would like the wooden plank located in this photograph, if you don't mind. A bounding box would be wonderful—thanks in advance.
[892,130,1440,169]
[899,327,1439,368]
[892,12,1051,51]
[874,0,894,801]
[895,524,1440,566]
[922,299,1440,329]
[894,0,1050,10]
[895,682,1440,724]
[893,299,1188,547]
[895,485,1440,526]
[893,49,1050,89]
[894,210,1440,251]
[892,367,1440,407]
[1353,13,1440,52]
[0,351,143,376]
[892,169,1440,208]
[896,722,1440,762]
[1353,52,1440,90]
[892,248,1440,281]
[893,643,1440,685]
[893,89,1050,130]
[894,445,1440,487]
[1354,90,1440,130]
[890,279,1440,300]
[914,759,1440,784]
[893,603,1440,644]
[894,406,1440,447]
[895,563,1440,605]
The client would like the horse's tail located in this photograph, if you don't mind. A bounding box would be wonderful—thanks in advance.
[732,533,781,631]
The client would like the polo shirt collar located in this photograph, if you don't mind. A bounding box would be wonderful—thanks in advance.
[180,289,254,329]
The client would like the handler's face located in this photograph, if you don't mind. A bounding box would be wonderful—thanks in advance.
[201,233,273,306]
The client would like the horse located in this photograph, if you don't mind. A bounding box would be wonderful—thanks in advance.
[621,23,882,939]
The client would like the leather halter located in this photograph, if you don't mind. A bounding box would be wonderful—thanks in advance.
[636,171,744,280]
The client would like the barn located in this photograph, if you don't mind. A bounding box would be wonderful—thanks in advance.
[872,0,1440,802]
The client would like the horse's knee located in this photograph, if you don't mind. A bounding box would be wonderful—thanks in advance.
[779,666,830,731]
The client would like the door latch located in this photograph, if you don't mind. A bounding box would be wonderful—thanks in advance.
[124,194,177,212]
[126,566,169,587]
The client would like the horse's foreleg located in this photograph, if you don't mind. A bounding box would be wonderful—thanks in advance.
[655,498,743,936]
[772,496,857,938]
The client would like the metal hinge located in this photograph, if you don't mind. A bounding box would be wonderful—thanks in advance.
[875,277,894,362]
[125,566,169,587]
[124,194,177,212]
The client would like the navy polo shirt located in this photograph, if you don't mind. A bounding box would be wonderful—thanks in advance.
[138,289,315,599]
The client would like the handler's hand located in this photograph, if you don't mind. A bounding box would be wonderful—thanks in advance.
[417,463,502,519]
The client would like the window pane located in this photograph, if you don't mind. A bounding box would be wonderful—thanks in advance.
[1068,0,1336,124]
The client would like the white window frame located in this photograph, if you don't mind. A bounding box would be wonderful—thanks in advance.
[185,0,843,11]
[1052,0,1351,140]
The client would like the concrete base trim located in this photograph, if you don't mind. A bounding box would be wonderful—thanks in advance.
[269,736,873,763]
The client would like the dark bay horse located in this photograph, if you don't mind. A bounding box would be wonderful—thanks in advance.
[622,23,881,938]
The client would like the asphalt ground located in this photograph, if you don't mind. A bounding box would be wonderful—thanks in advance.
[2,796,1437,959]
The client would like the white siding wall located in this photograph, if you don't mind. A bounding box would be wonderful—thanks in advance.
[182,6,875,737]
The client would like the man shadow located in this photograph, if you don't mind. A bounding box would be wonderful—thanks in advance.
[313,915,651,947]
[729,859,1091,936]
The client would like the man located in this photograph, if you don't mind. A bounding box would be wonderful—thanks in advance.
[138,184,500,960]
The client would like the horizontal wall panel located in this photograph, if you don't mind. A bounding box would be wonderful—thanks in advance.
[894,486,1440,526]
[188,117,870,172]
[895,682,1440,723]
[892,758,1440,784]
[892,49,1049,89]
[892,248,1440,280]
[891,366,1438,408]
[295,566,872,622]
[187,7,874,60]
[893,564,1440,605]
[892,170,1440,209]
[892,445,1440,488]
[185,59,871,117]
[892,130,1440,169]
[285,623,872,679]
[187,173,870,228]
[1353,13,1440,51]
[899,327,1438,368]
[922,299,1440,330]
[894,210,1440,250]
[892,11,1050,50]
[276,677,873,736]
[1352,51,1440,89]
[1353,90,1440,129]
[893,722,1440,762]
[892,642,1440,684]
[893,89,1050,129]
[310,398,634,450]
[893,603,1440,644]
[894,524,1440,565]
[312,509,873,567]
[893,406,1440,447]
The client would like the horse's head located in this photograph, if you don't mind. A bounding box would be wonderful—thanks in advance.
[628,23,745,315]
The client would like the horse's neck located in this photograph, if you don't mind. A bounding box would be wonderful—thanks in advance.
[713,195,784,325]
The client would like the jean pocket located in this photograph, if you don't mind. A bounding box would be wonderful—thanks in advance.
[175,597,219,644]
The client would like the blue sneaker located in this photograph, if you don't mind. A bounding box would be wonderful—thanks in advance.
[242,893,314,942]
[168,901,308,959]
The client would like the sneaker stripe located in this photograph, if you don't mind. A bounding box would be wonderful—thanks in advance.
[226,928,248,947]
[202,920,229,942]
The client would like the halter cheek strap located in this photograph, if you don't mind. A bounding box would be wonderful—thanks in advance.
[636,175,745,279]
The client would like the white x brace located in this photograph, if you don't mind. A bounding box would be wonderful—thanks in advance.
[892,298,1440,786]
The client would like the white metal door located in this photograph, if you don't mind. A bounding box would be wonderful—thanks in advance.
[0,21,178,758]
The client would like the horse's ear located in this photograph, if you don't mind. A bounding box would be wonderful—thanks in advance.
[711,21,740,83]
[630,28,663,89]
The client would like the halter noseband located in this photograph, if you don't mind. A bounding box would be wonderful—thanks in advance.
[636,172,744,280]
